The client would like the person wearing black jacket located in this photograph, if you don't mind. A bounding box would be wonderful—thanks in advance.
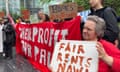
[2,16,16,59]
[88,0,119,44]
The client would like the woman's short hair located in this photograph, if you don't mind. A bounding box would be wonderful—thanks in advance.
[87,15,106,39]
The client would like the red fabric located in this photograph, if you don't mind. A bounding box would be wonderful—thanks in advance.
[99,39,120,72]
[15,24,23,54]
[16,16,81,72]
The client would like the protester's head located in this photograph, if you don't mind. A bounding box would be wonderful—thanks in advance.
[3,16,10,24]
[89,0,104,8]
[38,11,44,20]
[83,15,106,41]
[37,11,50,23]
[0,17,4,24]
[17,16,24,23]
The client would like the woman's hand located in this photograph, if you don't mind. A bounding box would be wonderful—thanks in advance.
[96,42,113,66]
[96,42,107,59]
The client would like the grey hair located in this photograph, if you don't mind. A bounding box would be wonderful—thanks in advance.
[87,15,106,39]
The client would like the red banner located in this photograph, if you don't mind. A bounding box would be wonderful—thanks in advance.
[16,16,81,72]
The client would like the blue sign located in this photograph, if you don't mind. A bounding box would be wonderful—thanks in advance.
[78,10,91,22]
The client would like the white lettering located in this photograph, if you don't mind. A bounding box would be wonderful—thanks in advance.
[32,27,38,42]
[47,52,51,66]
[39,49,46,65]
[61,29,68,40]
[34,46,39,61]
[27,45,32,57]
[54,30,60,45]
[38,28,43,44]
[44,28,49,44]
[48,29,54,47]
[21,40,27,55]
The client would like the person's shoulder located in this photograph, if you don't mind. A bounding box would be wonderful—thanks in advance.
[104,7,114,13]
[100,39,120,51]
[100,39,115,48]
[105,7,113,10]
[100,39,112,45]
[99,39,120,55]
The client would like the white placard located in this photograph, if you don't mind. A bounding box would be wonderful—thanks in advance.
[51,40,98,72]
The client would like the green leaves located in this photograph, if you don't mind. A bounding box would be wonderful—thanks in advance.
[104,0,120,15]
[40,0,51,4]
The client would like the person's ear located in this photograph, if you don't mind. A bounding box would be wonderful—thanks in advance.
[114,39,119,47]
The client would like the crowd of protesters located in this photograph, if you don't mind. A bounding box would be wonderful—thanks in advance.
[49,0,120,72]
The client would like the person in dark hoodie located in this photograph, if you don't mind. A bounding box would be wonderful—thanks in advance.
[2,16,16,59]
[88,0,119,44]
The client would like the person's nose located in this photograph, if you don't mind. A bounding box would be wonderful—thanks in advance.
[83,28,87,33]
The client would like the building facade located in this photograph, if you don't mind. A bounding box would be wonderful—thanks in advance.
[0,0,65,15]
[0,0,20,15]
[9,0,21,14]
[20,0,66,15]
[0,0,5,11]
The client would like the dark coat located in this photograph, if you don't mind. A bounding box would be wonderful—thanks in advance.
[89,7,119,43]
[2,22,16,46]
